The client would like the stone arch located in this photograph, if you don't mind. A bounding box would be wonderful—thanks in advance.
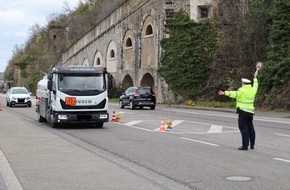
[121,74,134,90]
[122,30,135,71]
[93,51,103,67]
[140,73,154,89]
[82,58,89,66]
[106,41,118,72]
[141,16,156,69]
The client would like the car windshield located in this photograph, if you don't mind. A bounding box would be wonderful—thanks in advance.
[58,74,105,95]
[12,88,29,94]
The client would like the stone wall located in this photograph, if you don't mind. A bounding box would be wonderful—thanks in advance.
[58,0,211,103]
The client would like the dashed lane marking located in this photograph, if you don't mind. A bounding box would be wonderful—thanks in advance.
[273,158,290,163]
[275,133,290,138]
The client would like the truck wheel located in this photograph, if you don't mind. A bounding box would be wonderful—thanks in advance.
[96,122,104,128]
[49,114,58,128]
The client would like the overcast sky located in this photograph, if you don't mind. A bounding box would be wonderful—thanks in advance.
[0,0,84,72]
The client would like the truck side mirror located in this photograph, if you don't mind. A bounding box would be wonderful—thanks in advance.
[108,73,113,90]
[47,80,53,91]
[47,73,53,80]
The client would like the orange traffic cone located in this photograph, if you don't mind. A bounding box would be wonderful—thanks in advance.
[112,111,117,122]
[159,118,166,132]
[0,102,2,111]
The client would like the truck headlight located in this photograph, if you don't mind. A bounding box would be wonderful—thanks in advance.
[58,115,68,120]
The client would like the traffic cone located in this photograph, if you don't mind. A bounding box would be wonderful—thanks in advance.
[112,111,117,122]
[159,118,166,132]
[0,103,2,111]
[116,112,121,122]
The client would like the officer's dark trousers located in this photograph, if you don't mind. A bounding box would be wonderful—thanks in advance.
[238,110,255,148]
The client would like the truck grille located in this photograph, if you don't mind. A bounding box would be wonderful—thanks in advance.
[60,99,106,109]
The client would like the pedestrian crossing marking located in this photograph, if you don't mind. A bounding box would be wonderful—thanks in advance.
[125,121,143,126]
[207,125,223,133]
[172,120,184,127]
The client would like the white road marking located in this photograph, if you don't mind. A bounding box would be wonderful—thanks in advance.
[0,150,23,190]
[207,125,223,133]
[172,120,184,127]
[273,158,290,163]
[180,137,220,147]
[118,121,152,132]
[125,120,143,126]
[121,119,238,134]
[276,133,290,138]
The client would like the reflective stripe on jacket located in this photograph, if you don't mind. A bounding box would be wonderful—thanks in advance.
[225,78,258,114]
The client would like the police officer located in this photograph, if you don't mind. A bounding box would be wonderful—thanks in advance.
[218,71,258,150]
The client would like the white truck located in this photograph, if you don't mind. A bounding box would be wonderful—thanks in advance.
[36,66,113,128]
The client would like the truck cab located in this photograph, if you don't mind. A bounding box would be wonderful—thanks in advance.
[36,66,112,128]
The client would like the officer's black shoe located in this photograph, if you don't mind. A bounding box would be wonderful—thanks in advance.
[250,145,254,149]
[238,146,248,150]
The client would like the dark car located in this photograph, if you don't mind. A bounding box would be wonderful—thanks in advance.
[119,87,156,110]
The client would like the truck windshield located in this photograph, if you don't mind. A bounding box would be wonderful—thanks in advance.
[58,75,105,95]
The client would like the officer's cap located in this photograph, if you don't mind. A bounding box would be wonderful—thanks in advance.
[241,78,251,83]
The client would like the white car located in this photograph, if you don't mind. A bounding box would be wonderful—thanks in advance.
[6,87,32,107]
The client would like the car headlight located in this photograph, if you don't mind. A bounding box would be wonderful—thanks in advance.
[26,97,31,100]
[11,96,16,100]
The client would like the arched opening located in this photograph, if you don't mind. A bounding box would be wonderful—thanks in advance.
[93,51,102,67]
[126,38,132,47]
[96,57,101,65]
[106,41,117,73]
[145,25,153,36]
[140,73,154,89]
[82,59,89,66]
[110,49,115,58]
[121,75,134,90]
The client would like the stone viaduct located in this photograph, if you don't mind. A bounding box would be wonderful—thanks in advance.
[57,0,212,103]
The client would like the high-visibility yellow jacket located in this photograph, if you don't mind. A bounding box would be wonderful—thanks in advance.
[225,78,258,114]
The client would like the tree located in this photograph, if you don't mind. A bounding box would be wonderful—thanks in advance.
[158,11,216,100]
[260,0,290,110]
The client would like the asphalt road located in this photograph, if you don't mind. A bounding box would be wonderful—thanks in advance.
[0,94,289,190]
